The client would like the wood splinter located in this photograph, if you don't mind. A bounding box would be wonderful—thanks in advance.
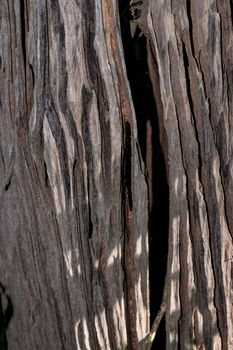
[145,278,167,350]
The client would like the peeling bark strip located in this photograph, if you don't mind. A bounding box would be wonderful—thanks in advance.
[0,1,149,349]
[142,0,233,349]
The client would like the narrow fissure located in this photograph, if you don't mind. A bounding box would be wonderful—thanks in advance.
[118,1,169,348]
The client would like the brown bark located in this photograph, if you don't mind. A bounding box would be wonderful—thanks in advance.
[144,0,233,349]
[0,1,149,349]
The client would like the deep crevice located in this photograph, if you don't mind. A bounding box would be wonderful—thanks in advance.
[186,0,196,59]
[124,121,133,211]
[0,282,13,350]
[19,0,27,70]
[4,175,12,192]
[229,0,233,27]
[118,1,169,348]
[29,64,35,89]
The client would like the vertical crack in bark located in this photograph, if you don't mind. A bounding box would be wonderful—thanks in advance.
[6,1,14,84]
[186,0,196,62]
[122,119,138,349]
[215,6,225,100]
[123,121,133,211]
[4,175,12,191]
[44,161,49,187]
[18,0,34,141]
[19,0,26,71]
[181,41,203,184]
[229,0,233,26]
[119,1,169,347]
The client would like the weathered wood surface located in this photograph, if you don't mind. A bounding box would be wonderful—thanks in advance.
[144,0,233,348]
[0,1,149,349]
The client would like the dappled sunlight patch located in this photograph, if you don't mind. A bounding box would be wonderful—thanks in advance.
[170,215,180,314]
[94,311,111,348]
[135,235,142,257]
[64,249,74,278]
[135,274,149,340]
[43,116,66,215]
[75,318,91,350]
[192,306,204,346]
[112,297,127,348]
[107,244,121,268]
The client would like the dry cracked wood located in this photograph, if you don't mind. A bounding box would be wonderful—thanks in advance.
[0,1,149,349]
[144,0,233,349]
[1,0,233,349]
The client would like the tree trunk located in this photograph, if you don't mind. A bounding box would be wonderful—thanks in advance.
[0,1,149,349]
[143,0,233,348]
[1,0,233,349]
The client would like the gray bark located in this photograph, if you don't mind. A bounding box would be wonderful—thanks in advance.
[0,1,149,349]
[145,0,233,349]
[1,0,233,349]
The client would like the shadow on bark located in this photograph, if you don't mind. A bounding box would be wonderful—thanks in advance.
[119,1,169,348]
[0,282,13,350]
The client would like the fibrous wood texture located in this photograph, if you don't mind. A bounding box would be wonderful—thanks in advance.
[0,1,149,349]
[145,0,233,349]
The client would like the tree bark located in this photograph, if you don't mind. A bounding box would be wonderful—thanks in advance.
[1,0,233,349]
[144,0,233,349]
[0,1,149,349]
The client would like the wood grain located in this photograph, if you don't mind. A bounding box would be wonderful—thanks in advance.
[146,0,233,348]
[0,1,149,349]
